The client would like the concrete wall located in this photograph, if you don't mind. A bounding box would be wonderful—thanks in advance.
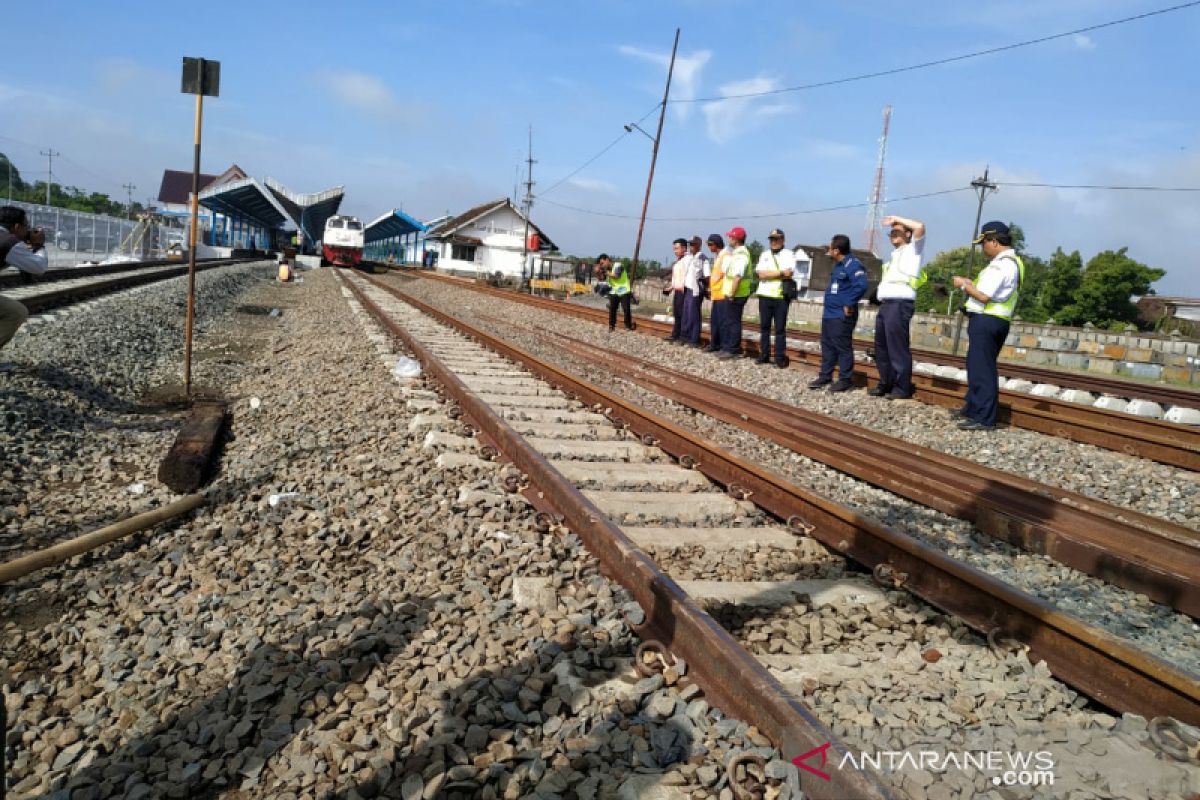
[779,300,1200,385]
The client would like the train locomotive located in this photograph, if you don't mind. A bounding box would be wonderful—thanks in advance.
[321,215,364,267]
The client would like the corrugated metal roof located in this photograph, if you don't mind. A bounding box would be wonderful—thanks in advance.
[363,209,427,243]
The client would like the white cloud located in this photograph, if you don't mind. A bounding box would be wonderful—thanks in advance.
[618,45,711,120]
[95,58,174,95]
[567,176,616,193]
[314,69,406,120]
[1073,34,1097,51]
[701,76,793,144]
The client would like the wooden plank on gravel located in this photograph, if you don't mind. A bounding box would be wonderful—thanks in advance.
[157,402,228,493]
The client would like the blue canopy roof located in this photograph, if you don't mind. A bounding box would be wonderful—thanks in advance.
[198,177,291,228]
[364,209,427,243]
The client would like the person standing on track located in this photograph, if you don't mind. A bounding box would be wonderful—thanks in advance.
[870,215,927,399]
[952,221,1023,431]
[600,253,636,331]
[753,228,796,368]
[809,234,867,391]
[681,235,707,347]
[704,234,729,353]
[717,226,754,360]
[665,238,689,343]
[0,206,49,352]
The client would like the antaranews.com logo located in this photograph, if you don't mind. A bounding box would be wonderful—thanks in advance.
[793,743,1056,788]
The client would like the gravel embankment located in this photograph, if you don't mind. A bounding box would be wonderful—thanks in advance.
[2,268,807,799]
[390,276,1200,677]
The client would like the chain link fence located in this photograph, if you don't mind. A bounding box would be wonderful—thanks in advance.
[5,200,186,268]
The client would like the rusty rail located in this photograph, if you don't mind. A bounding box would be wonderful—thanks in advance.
[391,268,1200,470]
[359,270,1200,725]
[338,270,893,799]
[532,326,1200,617]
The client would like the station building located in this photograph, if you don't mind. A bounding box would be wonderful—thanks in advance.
[420,198,555,278]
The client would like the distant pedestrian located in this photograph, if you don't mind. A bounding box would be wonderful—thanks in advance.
[599,253,636,331]
[704,234,729,353]
[753,228,796,368]
[681,236,706,346]
[717,226,754,360]
[665,238,689,343]
[952,221,1023,430]
[809,234,867,391]
[0,206,49,352]
[870,215,927,399]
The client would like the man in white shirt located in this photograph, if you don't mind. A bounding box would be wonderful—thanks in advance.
[952,221,1023,431]
[0,206,49,351]
[753,228,796,368]
[680,236,706,346]
[869,215,926,399]
[665,238,689,343]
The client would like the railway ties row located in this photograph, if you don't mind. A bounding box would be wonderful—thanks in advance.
[338,270,1200,799]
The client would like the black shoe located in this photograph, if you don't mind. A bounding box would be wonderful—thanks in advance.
[829,382,854,393]
[775,358,790,369]
[704,346,720,353]
[627,323,637,331]
[951,407,970,418]
[664,336,678,342]
[716,351,737,360]
[867,385,890,397]
[755,355,771,364]
[958,419,995,431]
[808,379,831,389]
[886,391,914,401]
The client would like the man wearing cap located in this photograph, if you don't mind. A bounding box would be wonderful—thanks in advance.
[704,234,728,352]
[810,234,868,391]
[870,215,927,399]
[665,238,690,343]
[600,253,636,332]
[680,236,707,346]
[753,228,796,368]
[952,221,1023,430]
[717,226,754,360]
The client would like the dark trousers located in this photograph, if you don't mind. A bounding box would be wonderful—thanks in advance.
[708,299,726,350]
[721,296,748,354]
[874,300,915,396]
[758,297,791,362]
[681,289,702,343]
[669,290,685,339]
[964,312,1010,426]
[608,293,632,329]
[819,313,858,383]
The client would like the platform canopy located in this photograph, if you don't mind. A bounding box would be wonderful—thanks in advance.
[363,209,428,243]
[198,176,292,229]
[264,177,345,245]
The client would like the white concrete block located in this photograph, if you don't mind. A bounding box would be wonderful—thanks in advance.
[1124,399,1164,419]
[1004,378,1035,393]
[1093,396,1129,413]
[1059,389,1098,405]
[1164,406,1200,425]
[1030,384,1061,398]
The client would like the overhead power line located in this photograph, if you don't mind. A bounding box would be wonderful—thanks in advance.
[538,102,662,198]
[996,181,1200,191]
[676,1,1200,104]
[539,186,972,223]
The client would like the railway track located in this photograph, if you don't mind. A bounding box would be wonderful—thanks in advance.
[1,258,261,314]
[388,268,1200,471]
[340,269,1200,798]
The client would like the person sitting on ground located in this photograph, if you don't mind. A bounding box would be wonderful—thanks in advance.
[0,206,49,352]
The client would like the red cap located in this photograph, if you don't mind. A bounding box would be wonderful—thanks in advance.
[726,226,747,241]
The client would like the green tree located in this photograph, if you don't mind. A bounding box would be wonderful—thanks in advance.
[915,246,973,314]
[1055,248,1165,328]
[747,239,764,265]
[1036,247,1083,322]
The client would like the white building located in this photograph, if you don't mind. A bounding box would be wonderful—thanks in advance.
[424,198,555,278]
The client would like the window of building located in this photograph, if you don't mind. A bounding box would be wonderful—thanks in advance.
[452,244,477,261]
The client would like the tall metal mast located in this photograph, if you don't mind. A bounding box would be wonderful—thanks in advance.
[863,105,892,256]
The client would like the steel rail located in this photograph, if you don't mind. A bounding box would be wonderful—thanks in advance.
[15,259,261,314]
[536,326,1200,617]
[0,256,253,291]
[387,268,1200,470]
[360,271,1200,725]
[338,271,894,799]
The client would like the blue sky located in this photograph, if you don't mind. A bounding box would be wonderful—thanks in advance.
[2,0,1197,293]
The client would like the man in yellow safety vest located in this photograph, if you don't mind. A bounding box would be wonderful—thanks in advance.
[952,221,1024,430]
[716,226,754,360]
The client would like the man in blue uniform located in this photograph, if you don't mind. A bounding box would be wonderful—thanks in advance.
[809,234,867,391]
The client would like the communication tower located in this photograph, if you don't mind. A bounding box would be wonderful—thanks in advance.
[863,105,892,256]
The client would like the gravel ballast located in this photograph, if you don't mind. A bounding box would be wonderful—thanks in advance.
[386,276,1200,678]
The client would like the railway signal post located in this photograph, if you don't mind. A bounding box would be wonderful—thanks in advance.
[180,56,220,397]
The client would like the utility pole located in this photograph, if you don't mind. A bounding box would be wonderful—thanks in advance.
[950,167,998,355]
[630,27,680,295]
[122,182,137,218]
[520,126,536,289]
[40,148,60,206]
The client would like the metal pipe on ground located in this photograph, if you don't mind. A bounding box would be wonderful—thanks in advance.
[0,494,204,584]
